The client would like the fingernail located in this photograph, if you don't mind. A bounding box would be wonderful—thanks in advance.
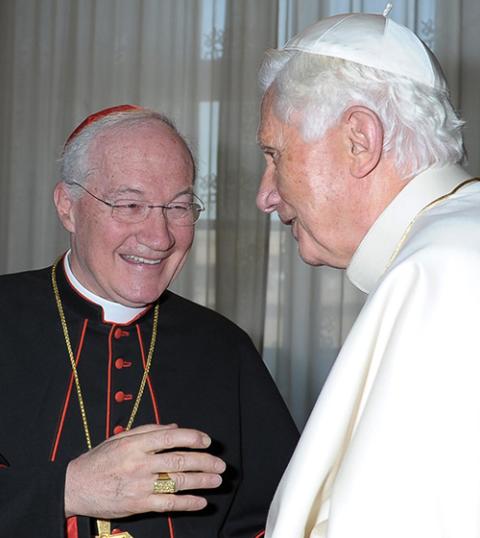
[215,460,226,472]
[202,434,211,447]
[197,498,208,509]
[210,475,223,487]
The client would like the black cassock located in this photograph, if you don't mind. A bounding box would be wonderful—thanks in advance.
[0,260,298,538]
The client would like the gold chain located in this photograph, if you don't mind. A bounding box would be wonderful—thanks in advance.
[52,260,159,537]
[51,259,159,450]
[386,178,480,270]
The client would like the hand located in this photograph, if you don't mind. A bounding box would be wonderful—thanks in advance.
[64,423,226,519]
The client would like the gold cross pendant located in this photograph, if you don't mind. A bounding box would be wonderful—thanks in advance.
[96,519,133,538]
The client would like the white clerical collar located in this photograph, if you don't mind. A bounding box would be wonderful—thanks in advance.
[63,251,148,324]
[347,164,472,294]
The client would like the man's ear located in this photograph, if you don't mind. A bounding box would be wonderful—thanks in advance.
[53,182,76,233]
[344,106,383,178]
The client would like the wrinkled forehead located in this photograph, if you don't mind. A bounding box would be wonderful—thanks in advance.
[258,90,277,133]
[257,89,294,147]
[87,122,194,186]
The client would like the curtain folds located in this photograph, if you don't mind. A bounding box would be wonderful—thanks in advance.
[262,0,480,427]
[0,0,479,427]
[0,0,277,351]
[215,0,278,350]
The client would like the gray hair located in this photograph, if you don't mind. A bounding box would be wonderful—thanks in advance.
[259,50,466,178]
[60,108,196,198]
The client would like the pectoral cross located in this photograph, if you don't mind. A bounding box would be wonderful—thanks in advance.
[96,519,133,538]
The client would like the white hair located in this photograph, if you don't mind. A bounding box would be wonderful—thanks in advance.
[60,108,195,199]
[259,50,466,178]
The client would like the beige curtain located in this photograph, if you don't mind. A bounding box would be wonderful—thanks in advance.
[0,0,277,354]
[215,1,278,349]
[1,0,479,428]
[263,0,480,427]
[0,0,204,274]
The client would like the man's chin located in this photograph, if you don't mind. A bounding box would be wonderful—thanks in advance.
[297,243,346,269]
[114,289,164,308]
[297,245,325,267]
[292,225,323,266]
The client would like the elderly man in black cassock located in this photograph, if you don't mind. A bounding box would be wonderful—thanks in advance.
[0,105,298,538]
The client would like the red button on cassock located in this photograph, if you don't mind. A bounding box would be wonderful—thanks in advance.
[113,425,125,435]
[115,358,132,369]
[114,328,129,339]
[114,391,133,403]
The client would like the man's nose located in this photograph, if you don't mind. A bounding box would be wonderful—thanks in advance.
[136,208,175,251]
[256,167,281,213]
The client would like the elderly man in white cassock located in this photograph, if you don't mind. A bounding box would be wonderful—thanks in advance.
[256,6,480,538]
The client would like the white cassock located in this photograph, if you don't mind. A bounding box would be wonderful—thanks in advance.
[266,164,480,538]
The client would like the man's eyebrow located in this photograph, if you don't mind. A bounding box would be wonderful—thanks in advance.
[170,188,194,199]
[256,131,270,149]
[116,186,143,194]
[259,144,276,153]
[257,137,276,152]
[109,187,194,198]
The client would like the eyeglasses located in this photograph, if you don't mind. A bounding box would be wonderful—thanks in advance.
[70,181,205,226]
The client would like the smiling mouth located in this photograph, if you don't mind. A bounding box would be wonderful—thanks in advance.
[281,216,296,227]
[121,254,163,265]
[279,215,295,226]
[291,219,299,238]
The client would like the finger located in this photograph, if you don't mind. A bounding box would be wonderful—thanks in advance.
[141,428,212,453]
[151,451,226,474]
[164,471,223,492]
[113,423,179,440]
[148,494,208,513]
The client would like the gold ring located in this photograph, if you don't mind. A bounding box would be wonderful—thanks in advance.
[153,472,177,494]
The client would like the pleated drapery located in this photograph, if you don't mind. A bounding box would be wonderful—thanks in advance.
[262,0,480,427]
[1,0,479,427]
